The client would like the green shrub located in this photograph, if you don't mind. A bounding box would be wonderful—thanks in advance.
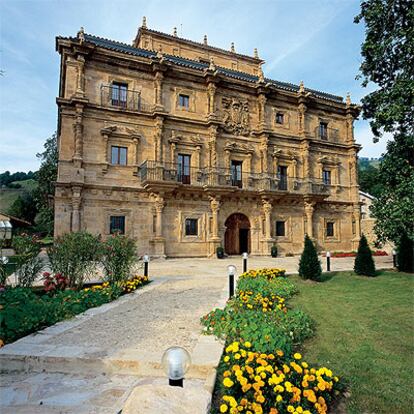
[298,234,322,281]
[47,231,102,288]
[101,233,137,283]
[397,232,414,273]
[12,234,44,287]
[0,285,122,344]
[354,234,376,276]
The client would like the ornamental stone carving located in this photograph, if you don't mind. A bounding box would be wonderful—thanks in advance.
[222,97,250,136]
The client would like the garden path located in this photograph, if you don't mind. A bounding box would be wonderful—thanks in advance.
[0,255,393,413]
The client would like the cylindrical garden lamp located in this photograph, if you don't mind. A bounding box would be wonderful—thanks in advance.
[227,264,236,299]
[161,346,191,387]
[143,254,150,277]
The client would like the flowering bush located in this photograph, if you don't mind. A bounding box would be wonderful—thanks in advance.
[240,268,286,280]
[120,275,149,293]
[218,341,341,414]
[43,272,68,293]
[321,250,388,258]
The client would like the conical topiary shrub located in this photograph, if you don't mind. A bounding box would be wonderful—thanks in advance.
[298,234,322,281]
[354,234,376,276]
[397,232,414,273]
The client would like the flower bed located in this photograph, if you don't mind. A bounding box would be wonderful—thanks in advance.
[202,269,342,414]
[321,250,388,258]
[0,274,150,345]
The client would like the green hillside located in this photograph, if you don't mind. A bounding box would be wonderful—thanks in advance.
[0,179,38,212]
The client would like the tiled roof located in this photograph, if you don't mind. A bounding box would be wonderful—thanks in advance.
[59,33,343,103]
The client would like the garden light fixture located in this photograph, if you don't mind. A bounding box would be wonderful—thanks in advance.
[227,264,236,299]
[143,254,150,277]
[161,346,191,387]
[326,251,331,272]
[392,249,397,267]
[242,252,248,273]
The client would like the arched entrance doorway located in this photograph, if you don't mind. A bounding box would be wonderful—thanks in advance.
[224,213,250,255]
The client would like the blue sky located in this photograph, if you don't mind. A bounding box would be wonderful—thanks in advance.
[0,0,389,173]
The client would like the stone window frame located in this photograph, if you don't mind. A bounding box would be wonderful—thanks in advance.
[177,211,206,242]
[323,218,340,242]
[273,215,292,241]
[104,208,132,237]
[272,108,290,130]
[174,87,196,113]
[185,218,198,236]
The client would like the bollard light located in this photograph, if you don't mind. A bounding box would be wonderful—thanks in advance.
[326,251,331,272]
[227,265,236,299]
[392,249,397,268]
[143,254,150,277]
[161,346,191,387]
[242,252,248,273]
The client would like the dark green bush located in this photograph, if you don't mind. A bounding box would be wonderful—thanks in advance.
[397,232,414,273]
[354,234,376,276]
[298,234,322,281]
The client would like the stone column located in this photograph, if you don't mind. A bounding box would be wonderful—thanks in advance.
[208,126,217,168]
[207,82,216,116]
[304,201,314,238]
[154,71,164,110]
[73,105,84,166]
[154,117,163,163]
[258,93,266,128]
[155,196,165,238]
[195,145,202,170]
[132,137,140,166]
[210,197,220,239]
[298,102,307,137]
[75,55,85,98]
[71,186,82,232]
[262,200,272,240]
[260,135,269,174]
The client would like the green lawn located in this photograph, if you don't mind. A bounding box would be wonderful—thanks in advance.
[290,270,414,414]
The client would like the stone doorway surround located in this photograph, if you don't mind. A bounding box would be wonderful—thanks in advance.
[224,213,251,255]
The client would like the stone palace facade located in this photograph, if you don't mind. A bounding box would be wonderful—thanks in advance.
[54,19,361,257]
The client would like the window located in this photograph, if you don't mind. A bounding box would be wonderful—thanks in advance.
[319,122,328,140]
[110,216,125,234]
[178,94,190,109]
[185,218,198,236]
[177,154,191,184]
[326,221,334,237]
[277,165,288,190]
[276,112,284,124]
[276,221,285,237]
[231,160,243,188]
[111,82,128,108]
[111,146,128,165]
[322,169,331,185]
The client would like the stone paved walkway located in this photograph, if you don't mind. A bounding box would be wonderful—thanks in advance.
[0,255,393,413]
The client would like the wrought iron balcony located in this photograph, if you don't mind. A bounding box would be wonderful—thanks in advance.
[100,85,152,112]
[139,161,330,196]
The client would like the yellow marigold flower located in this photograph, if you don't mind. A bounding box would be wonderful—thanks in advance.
[276,350,284,357]
[244,341,252,348]
[223,370,231,377]
[256,395,265,403]
[294,352,302,360]
[276,395,283,402]
[224,356,230,363]
[287,406,295,413]
[223,378,234,388]
[220,404,228,413]
[235,353,241,360]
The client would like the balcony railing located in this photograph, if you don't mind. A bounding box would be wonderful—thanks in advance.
[315,126,340,142]
[100,85,152,112]
[139,161,330,196]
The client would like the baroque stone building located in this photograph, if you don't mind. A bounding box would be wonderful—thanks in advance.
[54,19,361,257]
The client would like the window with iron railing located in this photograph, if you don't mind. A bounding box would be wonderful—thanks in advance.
[231,161,243,188]
[277,166,288,190]
[177,154,191,184]
[111,82,128,108]
[110,216,125,234]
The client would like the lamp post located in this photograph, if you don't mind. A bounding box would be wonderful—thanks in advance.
[143,254,150,277]
[326,251,331,272]
[392,249,397,268]
[242,252,248,273]
[161,346,191,387]
[227,265,236,299]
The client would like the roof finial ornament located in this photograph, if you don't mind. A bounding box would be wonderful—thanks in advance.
[299,80,305,93]
[203,34,208,45]
[231,42,235,53]
[209,57,216,71]
[258,63,265,83]
[254,48,259,59]
[142,16,147,29]
[173,27,178,37]
[156,46,163,59]
[346,92,351,106]
[77,27,85,44]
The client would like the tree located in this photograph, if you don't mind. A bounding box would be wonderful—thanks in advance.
[298,235,322,281]
[34,133,58,235]
[396,232,414,273]
[355,0,414,257]
[7,191,38,223]
[354,234,376,276]
[358,162,383,197]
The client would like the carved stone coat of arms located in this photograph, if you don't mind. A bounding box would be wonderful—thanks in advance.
[222,97,250,136]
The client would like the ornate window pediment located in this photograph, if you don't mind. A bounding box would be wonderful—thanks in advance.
[224,140,254,154]
[222,97,250,136]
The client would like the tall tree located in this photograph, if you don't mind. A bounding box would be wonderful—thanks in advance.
[34,133,58,235]
[355,1,414,255]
